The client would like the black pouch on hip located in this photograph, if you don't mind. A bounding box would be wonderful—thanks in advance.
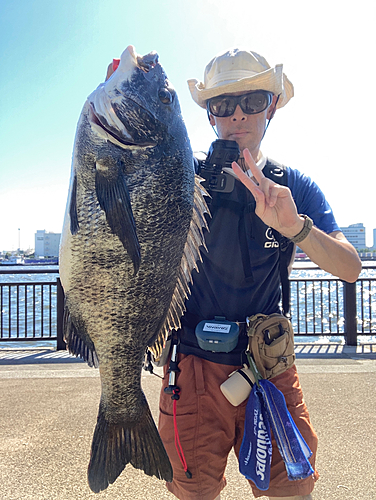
[195,316,240,353]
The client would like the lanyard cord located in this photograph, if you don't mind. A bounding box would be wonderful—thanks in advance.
[261,94,280,141]
[164,337,192,479]
[172,388,192,478]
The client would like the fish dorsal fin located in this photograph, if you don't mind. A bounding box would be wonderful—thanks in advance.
[149,175,209,361]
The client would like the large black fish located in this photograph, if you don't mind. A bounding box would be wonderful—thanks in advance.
[59,45,208,493]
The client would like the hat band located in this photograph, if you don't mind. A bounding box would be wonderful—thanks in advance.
[206,69,260,89]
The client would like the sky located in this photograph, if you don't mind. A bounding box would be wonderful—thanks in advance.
[1,0,375,251]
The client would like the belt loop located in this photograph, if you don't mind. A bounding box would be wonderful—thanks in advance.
[193,356,205,395]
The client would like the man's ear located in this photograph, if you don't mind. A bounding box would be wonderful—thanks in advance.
[267,95,278,120]
[208,113,216,127]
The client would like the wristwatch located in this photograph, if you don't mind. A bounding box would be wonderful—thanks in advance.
[290,215,313,244]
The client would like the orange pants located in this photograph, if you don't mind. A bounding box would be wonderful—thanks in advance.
[159,355,318,500]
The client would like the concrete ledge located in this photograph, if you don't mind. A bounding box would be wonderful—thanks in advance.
[1,343,376,367]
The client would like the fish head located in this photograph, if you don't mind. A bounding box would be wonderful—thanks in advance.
[87,45,187,149]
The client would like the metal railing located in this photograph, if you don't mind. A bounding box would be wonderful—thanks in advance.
[0,267,64,347]
[0,266,375,347]
[290,278,344,335]
[356,277,376,335]
[1,281,55,339]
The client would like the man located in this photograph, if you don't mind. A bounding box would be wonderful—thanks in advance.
[157,48,361,500]
[107,49,361,499]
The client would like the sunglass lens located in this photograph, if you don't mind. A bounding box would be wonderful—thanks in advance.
[209,96,236,117]
[241,93,270,114]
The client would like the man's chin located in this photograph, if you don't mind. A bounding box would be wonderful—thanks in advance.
[227,135,249,150]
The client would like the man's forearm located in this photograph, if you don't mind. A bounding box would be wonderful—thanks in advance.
[298,229,362,283]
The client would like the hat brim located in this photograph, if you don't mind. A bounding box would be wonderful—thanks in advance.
[188,64,294,110]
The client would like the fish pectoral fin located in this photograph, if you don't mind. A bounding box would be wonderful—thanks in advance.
[87,399,173,493]
[63,303,99,368]
[95,161,141,274]
[69,174,79,235]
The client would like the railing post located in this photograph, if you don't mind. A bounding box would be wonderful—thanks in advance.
[56,277,66,351]
[343,281,358,346]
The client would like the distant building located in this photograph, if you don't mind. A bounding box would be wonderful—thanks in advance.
[340,223,366,250]
[34,230,61,258]
[373,229,376,250]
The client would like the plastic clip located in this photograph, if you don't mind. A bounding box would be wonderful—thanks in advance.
[164,336,180,395]
[143,350,163,379]
[246,350,263,387]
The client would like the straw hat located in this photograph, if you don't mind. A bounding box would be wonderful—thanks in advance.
[188,48,294,110]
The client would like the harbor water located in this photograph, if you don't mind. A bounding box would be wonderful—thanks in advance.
[1,263,375,349]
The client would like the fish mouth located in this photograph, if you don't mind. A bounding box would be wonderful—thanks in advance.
[87,46,160,149]
[89,102,156,149]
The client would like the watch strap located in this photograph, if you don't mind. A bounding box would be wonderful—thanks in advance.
[290,215,313,244]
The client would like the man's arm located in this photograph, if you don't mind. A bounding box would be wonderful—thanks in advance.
[292,228,361,283]
[232,149,362,283]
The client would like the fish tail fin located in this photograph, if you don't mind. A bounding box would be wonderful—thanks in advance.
[87,401,173,493]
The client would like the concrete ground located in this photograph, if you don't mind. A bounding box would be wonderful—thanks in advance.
[0,344,375,500]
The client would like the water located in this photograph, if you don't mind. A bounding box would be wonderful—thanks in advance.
[290,261,376,344]
[1,263,375,349]
[0,266,59,349]
[0,265,59,282]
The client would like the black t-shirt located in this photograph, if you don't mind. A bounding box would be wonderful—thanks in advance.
[179,158,339,365]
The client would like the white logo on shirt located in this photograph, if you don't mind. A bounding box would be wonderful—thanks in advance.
[264,228,279,249]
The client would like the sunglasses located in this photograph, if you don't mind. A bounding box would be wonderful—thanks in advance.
[207,90,273,118]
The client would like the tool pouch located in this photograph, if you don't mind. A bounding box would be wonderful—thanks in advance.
[246,313,295,380]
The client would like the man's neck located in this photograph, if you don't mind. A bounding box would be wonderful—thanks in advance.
[238,149,262,172]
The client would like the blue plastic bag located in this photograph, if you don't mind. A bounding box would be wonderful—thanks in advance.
[239,384,272,490]
[258,379,314,481]
[239,355,314,489]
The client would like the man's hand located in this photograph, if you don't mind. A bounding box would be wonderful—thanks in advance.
[232,148,362,282]
[106,63,114,81]
[105,59,120,81]
[232,148,304,239]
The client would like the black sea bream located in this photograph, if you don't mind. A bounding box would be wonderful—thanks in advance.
[59,45,208,493]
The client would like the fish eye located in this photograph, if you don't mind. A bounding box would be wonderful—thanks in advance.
[158,88,173,104]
